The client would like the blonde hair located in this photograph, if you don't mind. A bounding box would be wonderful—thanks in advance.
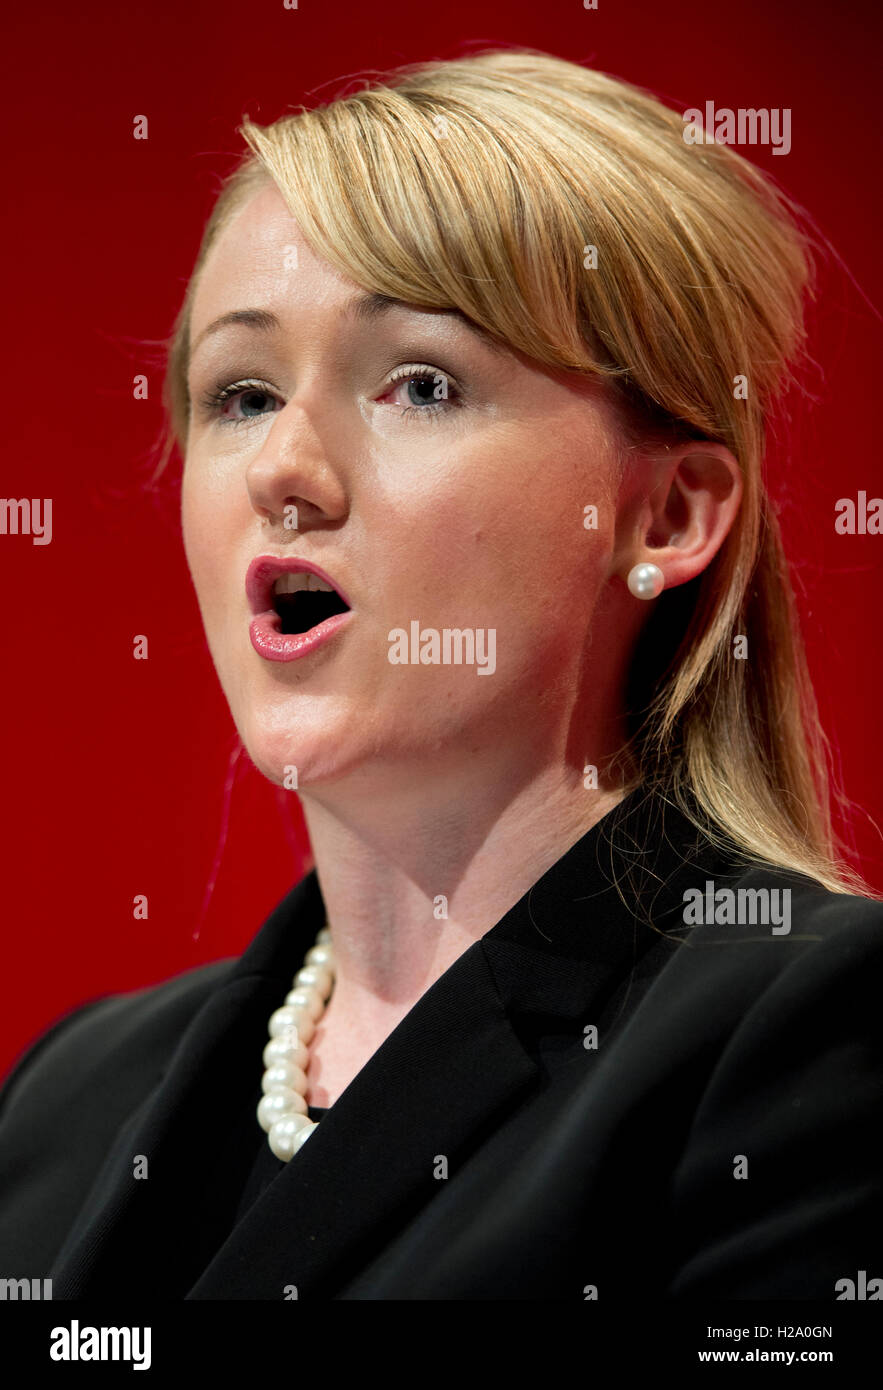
[161,46,874,897]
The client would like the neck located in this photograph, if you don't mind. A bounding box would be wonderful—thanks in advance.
[298,745,634,1105]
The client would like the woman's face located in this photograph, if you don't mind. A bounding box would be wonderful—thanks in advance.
[182,182,632,794]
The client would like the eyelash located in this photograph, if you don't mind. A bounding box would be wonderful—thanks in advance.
[198,365,461,428]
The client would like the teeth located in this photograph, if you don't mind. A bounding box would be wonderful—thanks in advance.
[273,572,335,596]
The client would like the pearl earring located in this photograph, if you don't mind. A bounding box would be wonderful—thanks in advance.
[627,563,664,599]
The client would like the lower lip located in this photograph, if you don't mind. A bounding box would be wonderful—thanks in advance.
[248,609,353,663]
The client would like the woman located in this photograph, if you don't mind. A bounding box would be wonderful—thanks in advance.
[1,47,880,1301]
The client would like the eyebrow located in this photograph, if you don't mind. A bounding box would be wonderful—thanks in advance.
[188,291,507,365]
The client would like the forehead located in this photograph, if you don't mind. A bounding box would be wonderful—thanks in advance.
[189,182,357,335]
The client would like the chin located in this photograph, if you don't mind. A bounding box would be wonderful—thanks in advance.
[236,715,357,792]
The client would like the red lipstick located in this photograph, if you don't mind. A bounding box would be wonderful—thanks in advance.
[246,555,353,663]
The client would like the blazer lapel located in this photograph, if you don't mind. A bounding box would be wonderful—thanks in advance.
[187,938,540,1298]
[50,874,327,1297]
[50,869,541,1300]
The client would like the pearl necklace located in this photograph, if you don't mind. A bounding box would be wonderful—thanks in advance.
[257,924,335,1161]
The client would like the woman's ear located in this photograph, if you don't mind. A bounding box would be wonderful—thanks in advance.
[623,441,743,593]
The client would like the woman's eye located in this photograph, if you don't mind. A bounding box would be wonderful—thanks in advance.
[200,380,282,426]
[198,366,460,428]
[381,366,460,419]
[235,387,279,419]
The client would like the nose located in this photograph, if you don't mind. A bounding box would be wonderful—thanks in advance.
[245,400,348,533]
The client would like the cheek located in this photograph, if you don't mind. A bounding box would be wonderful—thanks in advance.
[182,446,239,530]
[180,468,236,621]
[375,455,610,609]
[180,473,199,564]
[181,477,209,593]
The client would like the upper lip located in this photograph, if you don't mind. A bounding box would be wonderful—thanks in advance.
[245,555,352,616]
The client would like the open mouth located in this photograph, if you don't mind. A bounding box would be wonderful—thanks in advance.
[272,572,351,635]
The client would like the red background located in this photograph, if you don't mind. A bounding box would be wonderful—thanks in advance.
[2,0,882,1079]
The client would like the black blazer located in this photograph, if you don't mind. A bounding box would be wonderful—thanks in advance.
[1,786,881,1300]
